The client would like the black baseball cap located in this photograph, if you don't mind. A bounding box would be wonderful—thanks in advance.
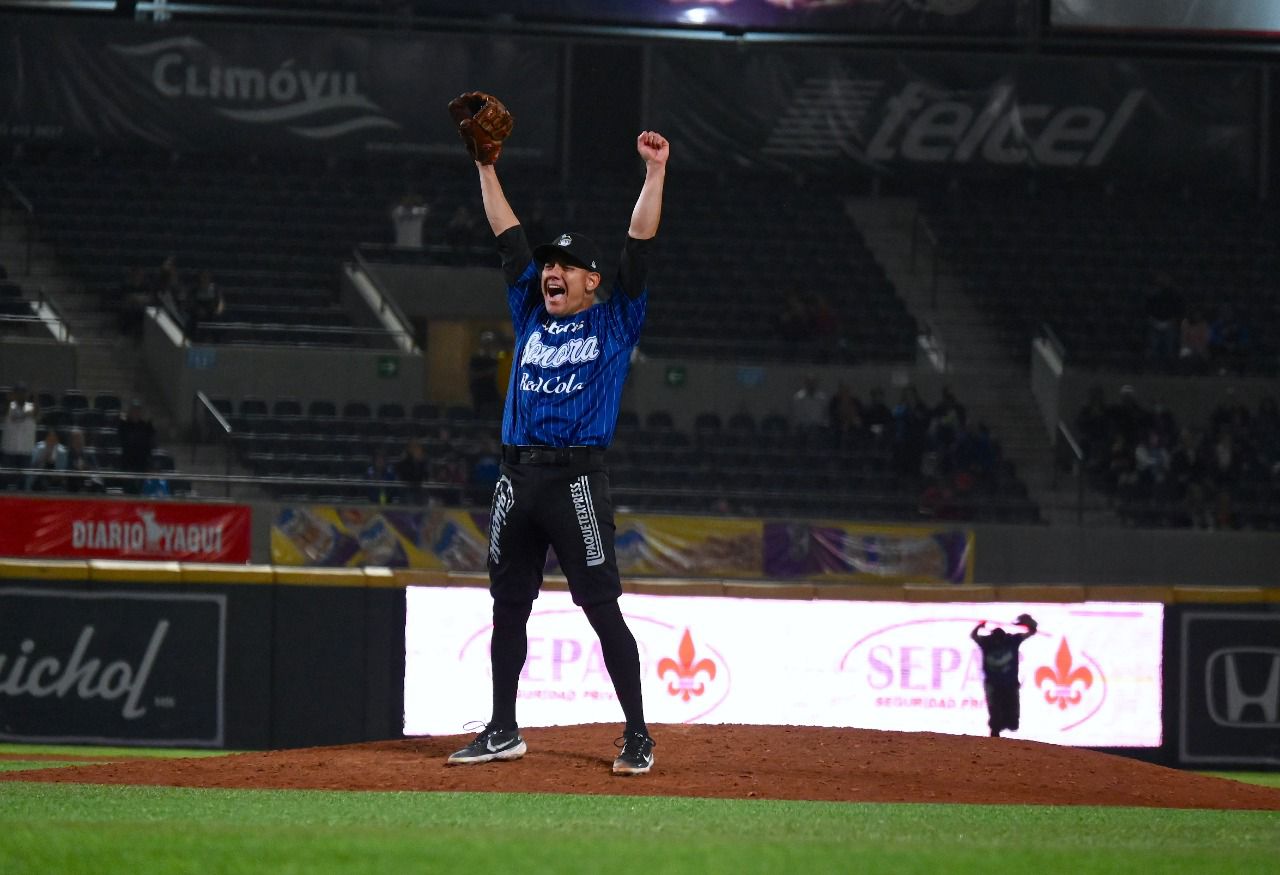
[533,232,602,274]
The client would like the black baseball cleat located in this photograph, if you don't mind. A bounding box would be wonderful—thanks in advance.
[446,725,527,765]
[612,730,655,775]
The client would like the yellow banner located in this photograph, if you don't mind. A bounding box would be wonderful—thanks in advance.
[272,506,972,584]
[272,506,488,571]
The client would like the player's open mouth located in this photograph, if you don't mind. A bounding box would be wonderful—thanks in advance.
[544,282,566,299]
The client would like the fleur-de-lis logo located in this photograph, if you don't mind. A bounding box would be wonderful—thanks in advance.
[656,628,717,702]
[1034,638,1094,710]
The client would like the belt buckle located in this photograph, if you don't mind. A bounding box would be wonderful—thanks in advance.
[524,448,543,464]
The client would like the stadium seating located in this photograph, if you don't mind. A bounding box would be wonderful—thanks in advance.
[216,388,1040,523]
[924,188,1279,375]
[0,386,183,495]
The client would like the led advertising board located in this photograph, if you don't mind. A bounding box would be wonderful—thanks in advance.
[405,588,1163,747]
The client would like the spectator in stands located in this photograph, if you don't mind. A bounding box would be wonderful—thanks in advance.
[1150,401,1179,449]
[1108,384,1152,449]
[1170,426,1212,528]
[1143,272,1182,367]
[891,385,931,476]
[861,386,893,442]
[828,382,867,450]
[141,455,171,498]
[1131,429,1171,502]
[395,437,430,505]
[468,329,502,419]
[188,270,225,341]
[777,291,811,344]
[114,266,153,340]
[952,419,997,479]
[929,386,967,449]
[468,437,502,505]
[154,255,189,327]
[2,382,38,489]
[1209,387,1252,440]
[1075,384,1110,479]
[1178,306,1211,374]
[1105,430,1133,494]
[1208,302,1252,374]
[444,204,482,257]
[1199,426,1243,530]
[807,291,842,360]
[365,445,398,505]
[1253,396,1280,475]
[430,428,468,506]
[64,427,105,494]
[25,426,68,491]
[790,375,829,432]
[118,399,157,495]
[390,192,429,251]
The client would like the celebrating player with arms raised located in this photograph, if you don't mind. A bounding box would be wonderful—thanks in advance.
[444,92,669,776]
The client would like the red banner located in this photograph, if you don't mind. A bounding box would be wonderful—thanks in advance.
[0,496,251,563]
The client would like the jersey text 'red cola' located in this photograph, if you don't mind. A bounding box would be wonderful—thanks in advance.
[497,226,651,448]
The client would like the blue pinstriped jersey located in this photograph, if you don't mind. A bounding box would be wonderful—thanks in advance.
[499,231,648,448]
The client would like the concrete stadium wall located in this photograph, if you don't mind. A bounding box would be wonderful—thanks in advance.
[0,337,77,392]
[143,316,426,428]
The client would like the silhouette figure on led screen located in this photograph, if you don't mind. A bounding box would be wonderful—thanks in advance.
[970,613,1038,737]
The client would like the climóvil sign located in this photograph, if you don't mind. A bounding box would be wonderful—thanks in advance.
[0,588,226,746]
[1179,610,1280,766]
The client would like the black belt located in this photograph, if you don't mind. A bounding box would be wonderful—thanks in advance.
[502,445,605,466]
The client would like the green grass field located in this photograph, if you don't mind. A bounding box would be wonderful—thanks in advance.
[0,748,1276,875]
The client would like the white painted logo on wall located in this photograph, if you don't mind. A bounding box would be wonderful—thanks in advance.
[109,36,399,139]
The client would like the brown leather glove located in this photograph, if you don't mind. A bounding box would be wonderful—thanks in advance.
[447,91,514,165]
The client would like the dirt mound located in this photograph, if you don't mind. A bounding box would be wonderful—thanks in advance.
[6,724,1278,810]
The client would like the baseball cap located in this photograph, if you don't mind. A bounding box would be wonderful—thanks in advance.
[533,232,602,274]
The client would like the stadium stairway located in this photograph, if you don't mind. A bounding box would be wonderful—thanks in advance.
[1,205,245,492]
[847,196,1117,526]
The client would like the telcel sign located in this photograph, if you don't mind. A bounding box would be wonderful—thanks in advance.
[405,589,1163,748]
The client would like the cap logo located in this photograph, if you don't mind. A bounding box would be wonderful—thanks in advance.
[557,234,573,246]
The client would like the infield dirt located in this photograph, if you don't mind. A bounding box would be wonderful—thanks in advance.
[5,724,1278,810]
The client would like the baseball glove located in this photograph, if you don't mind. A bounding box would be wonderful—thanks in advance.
[447,91,514,165]
[1015,613,1038,632]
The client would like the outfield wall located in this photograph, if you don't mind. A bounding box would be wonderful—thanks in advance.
[0,561,404,751]
[0,560,1275,767]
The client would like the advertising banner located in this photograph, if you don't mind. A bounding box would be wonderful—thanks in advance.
[0,496,251,563]
[405,588,1164,747]
[1051,1,1280,37]
[650,47,1257,188]
[273,505,972,583]
[407,0,1024,35]
[0,588,226,746]
[0,17,559,161]
[762,520,971,581]
[1179,610,1280,766]
[271,505,490,570]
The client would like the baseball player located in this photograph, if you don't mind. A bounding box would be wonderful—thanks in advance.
[970,614,1038,737]
[444,105,669,776]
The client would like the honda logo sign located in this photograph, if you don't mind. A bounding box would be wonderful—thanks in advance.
[1180,611,1280,766]
[1205,648,1280,728]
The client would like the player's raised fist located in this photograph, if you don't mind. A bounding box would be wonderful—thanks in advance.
[637,131,669,166]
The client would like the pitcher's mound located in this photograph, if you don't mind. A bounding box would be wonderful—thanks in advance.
[7,724,1278,810]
